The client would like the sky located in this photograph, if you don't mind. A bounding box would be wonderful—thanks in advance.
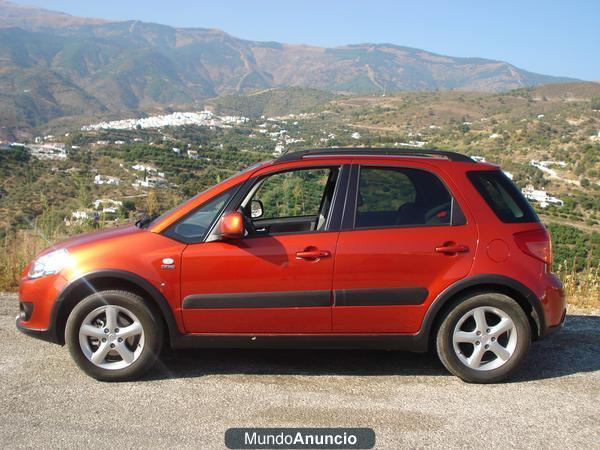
[17,0,600,80]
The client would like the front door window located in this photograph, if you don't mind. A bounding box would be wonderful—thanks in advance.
[240,167,339,235]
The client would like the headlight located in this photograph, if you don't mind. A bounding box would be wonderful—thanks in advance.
[28,249,72,279]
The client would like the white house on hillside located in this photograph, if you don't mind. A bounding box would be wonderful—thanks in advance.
[94,175,120,185]
[93,199,123,214]
[522,185,564,208]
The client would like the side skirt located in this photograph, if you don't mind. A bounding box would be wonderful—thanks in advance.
[170,333,428,352]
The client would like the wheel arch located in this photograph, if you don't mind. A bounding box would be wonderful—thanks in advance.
[421,274,545,350]
[52,270,180,346]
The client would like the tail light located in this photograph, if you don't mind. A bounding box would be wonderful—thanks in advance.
[514,228,552,267]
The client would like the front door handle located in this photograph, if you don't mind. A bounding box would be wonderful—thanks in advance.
[435,243,469,254]
[296,247,331,260]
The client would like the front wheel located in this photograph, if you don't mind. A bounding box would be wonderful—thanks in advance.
[65,290,163,381]
[436,293,531,383]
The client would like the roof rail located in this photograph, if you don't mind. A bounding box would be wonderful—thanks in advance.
[274,147,474,163]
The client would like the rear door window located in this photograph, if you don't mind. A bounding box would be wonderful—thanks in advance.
[355,166,463,228]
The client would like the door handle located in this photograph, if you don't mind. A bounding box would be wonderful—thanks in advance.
[435,243,469,254]
[296,247,331,260]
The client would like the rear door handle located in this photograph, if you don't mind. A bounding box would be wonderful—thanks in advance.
[435,243,469,254]
[296,247,331,260]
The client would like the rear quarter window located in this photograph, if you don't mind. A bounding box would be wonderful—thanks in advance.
[467,170,539,223]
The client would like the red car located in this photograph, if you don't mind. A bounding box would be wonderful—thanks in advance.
[17,148,566,383]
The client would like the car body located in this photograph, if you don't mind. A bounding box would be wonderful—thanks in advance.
[17,148,566,382]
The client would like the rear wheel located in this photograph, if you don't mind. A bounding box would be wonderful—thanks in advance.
[65,290,163,381]
[436,293,530,383]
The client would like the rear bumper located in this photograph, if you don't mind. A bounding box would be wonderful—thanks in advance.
[16,316,60,344]
[538,272,567,339]
[541,308,566,339]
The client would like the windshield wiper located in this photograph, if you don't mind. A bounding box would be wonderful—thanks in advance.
[135,216,156,229]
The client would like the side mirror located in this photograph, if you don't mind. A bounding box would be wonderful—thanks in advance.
[219,211,245,239]
[250,199,264,218]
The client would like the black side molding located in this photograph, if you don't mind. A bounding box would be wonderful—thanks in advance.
[182,288,429,309]
[183,290,331,309]
[334,288,428,306]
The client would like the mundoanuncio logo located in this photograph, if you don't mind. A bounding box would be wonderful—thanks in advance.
[225,428,375,449]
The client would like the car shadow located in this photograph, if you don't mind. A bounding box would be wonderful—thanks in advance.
[145,314,600,382]
[510,314,600,383]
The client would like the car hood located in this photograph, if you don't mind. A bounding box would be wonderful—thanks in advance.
[40,224,143,255]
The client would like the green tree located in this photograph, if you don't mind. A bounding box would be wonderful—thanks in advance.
[71,173,90,209]
[145,191,159,216]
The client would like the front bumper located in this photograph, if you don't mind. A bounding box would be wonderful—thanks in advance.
[16,316,60,344]
[17,272,67,344]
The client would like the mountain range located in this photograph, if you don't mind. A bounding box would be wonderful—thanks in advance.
[0,0,579,134]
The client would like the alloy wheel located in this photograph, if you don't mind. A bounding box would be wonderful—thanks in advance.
[452,306,517,371]
[78,305,145,370]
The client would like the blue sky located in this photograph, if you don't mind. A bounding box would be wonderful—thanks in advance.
[18,0,599,80]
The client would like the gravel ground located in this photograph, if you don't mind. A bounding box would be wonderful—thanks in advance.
[1,293,599,449]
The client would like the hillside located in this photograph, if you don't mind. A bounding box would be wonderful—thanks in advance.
[207,88,339,118]
[318,81,600,187]
[1,81,598,233]
[0,0,578,136]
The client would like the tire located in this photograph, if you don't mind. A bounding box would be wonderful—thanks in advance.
[65,290,163,381]
[436,293,530,383]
